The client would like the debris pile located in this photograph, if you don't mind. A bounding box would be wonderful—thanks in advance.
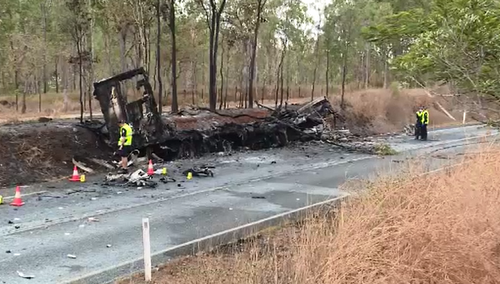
[89,68,387,166]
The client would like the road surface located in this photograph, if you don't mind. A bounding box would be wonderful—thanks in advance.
[0,124,496,284]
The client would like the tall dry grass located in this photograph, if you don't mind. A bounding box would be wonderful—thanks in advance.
[122,146,500,284]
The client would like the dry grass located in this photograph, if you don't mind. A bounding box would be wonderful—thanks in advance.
[119,145,500,284]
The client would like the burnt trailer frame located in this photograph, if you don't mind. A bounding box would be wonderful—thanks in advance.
[92,67,171,150]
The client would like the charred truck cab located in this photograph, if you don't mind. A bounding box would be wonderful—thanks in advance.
[93,68,170,152]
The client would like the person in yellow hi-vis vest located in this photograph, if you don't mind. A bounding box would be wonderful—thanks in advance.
[117,120,133,173]
[420,106,429,141]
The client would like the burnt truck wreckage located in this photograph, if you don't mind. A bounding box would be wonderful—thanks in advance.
[89,67,371,162]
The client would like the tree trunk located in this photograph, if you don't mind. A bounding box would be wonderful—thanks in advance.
[205,0,227,111]
[311,35,320,101]
[279,60,284,108]
[62,60,69,112]
[168,0,178,113]
[77,40,84,122]
[88,4,94,119]
[219,40,225,110]
[383,48,389,88]
[22,78,27,114]
[311,66,318,101]
[365,43,370,89]
[223,46,230,109]
[119,27,128,73]
[248,0,266,108]
[278,39,286,108]
[286,55,290,101]
[42,1,48,94]
[208,16,216,110]
[157,0,163,113]
[55,57,59,93]
[325,53,330,98]
[38,74,42,112]
[341,59,347,110]
[104,29,113,75]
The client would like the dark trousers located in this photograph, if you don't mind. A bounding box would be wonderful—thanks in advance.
[421,124,428,140]
[414,122,421,139]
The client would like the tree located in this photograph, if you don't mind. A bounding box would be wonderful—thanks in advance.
[248,0,267,108]
[366,0,500,99]
[65,0,91,122]
[156,0,163,114]
[162,0,179,113]
[197,0,226,111]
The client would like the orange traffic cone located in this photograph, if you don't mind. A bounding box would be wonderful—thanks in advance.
[147,160,154,176]
[69,166,80,182]
[10,186,24,207]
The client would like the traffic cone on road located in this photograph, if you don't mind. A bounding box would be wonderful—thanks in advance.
[147,160,154,176]
[10,186,24,207]
[69,166,80,182]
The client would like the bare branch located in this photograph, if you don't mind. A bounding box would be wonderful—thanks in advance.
[196,0,212,31]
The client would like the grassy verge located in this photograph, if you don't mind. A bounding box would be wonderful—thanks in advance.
[118,145,500,284]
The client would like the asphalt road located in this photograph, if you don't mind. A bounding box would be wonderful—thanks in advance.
[0,124,497,284]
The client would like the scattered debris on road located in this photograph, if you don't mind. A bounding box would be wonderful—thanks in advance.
[182,166,215,178]
[17,270,35,279]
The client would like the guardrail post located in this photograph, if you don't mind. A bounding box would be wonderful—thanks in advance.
[142,218,152,282]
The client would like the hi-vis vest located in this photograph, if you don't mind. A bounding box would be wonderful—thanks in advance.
[118,123,133,146]
[421,110,429,125]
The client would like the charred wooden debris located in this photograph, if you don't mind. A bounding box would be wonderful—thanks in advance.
[85,68,383,163]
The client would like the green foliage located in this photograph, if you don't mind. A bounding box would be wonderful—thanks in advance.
[366,0,500,99]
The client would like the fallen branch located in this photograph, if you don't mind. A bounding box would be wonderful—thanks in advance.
[409,76,456,121]
[72,158,94,173]
[254,100,274,111]
[90,158,114,170]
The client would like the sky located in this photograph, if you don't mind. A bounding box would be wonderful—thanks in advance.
[303,0,328,25]
[302,0,328,36]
